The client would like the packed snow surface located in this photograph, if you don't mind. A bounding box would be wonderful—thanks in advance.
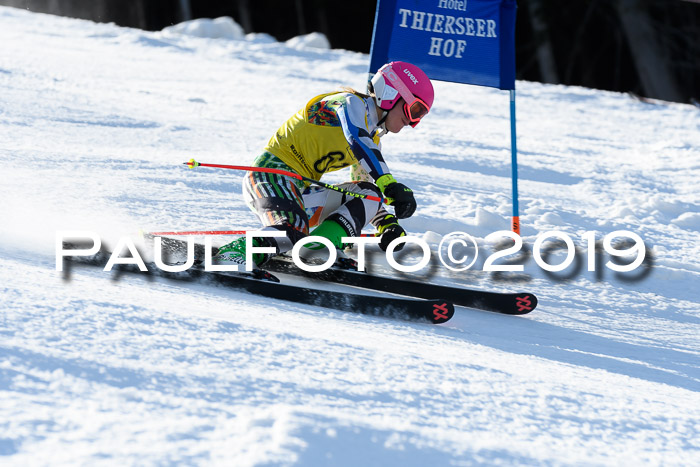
[1,7,699,466]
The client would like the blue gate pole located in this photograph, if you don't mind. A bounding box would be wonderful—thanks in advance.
[510,89,520,235]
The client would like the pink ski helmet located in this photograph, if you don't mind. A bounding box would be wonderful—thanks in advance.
[369,61,434,127]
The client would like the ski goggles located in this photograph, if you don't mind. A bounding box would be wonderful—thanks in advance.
[402,97,430,127]
[381,65,431,127]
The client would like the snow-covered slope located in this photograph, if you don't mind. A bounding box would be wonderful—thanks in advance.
[1,7,699,465]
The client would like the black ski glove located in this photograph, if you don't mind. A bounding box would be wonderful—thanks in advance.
[376,214,406,251]
[378,175,416,219]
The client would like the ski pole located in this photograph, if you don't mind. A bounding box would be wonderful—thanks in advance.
[184,159,385,204]
[147,230,247,236]
[146,229,379,237]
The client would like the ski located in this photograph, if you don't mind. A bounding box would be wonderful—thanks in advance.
[264,256,538,315]
[149,235,538,315]
[64,249,455,324]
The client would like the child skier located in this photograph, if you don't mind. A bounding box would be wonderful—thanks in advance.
[217,61,435,275]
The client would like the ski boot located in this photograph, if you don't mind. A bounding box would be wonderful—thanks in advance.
[303,219,359,271]
[215,237,279,282]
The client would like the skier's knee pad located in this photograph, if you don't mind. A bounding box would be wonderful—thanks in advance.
[323,182,384,237]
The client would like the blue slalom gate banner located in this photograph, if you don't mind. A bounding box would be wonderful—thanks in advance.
[369,0,521,233]
[369,0,517,90]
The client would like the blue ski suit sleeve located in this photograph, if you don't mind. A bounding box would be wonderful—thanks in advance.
[337,94,389,182]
